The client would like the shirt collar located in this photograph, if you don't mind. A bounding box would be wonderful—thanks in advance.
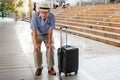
[39,15,48,22]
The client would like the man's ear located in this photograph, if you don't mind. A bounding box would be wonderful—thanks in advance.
[48,9,50,12]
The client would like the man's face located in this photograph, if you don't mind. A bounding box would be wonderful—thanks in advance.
[40,11,49,19]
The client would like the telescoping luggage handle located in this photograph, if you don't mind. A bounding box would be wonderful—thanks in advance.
[60,26,68,47]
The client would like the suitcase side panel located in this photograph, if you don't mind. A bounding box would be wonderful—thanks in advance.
[58,48,63,73]
[58,46,79,74]
[63,47,79,73]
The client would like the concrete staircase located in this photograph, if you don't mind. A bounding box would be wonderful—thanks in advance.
[52,4,120,47]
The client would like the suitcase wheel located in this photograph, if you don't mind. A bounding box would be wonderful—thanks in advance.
[59,72,61,76]
[65,73,67,76]
[75,71,78,75]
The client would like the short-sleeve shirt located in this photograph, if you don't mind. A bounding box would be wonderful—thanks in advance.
[30,12,55,35]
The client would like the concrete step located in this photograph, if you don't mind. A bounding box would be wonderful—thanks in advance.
[55,25,120,47]
[56,15,120,23]
[56,18,120,29]
[67,18,120,28]
[60,11,119,16]
[56,23,120,40]
[69,4,120,11]
[56,20,120,34]
[72,16,120,23]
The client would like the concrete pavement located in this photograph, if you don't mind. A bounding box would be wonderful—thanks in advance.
[0,18,120,80]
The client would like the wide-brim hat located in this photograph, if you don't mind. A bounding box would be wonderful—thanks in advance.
[39,1,50,12]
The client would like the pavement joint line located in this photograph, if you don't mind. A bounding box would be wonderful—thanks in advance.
[0,66,35,71]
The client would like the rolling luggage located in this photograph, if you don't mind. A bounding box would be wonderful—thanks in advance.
[57,26,79,76]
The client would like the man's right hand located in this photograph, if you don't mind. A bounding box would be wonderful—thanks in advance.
[34,43,40,52]
[32,30,40,52]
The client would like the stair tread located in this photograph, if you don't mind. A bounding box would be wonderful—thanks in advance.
[56,26,120,43]
[56,23,120,36]
[56,19,120,29]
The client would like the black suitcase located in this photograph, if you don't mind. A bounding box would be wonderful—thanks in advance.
[57,26,79,76]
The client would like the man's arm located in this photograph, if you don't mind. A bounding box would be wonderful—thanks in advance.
[32,29,40,51]
[48,29,53,44]
[46,13,55,50]
[30,13,40,50]
[32,29,38,44]
[47,29,54,51]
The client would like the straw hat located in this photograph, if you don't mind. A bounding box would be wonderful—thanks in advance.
[38,1,50,12]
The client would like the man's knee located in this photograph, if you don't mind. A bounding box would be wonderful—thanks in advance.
[34,49,42,54]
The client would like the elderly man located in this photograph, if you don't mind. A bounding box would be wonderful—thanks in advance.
[30,1,56,76]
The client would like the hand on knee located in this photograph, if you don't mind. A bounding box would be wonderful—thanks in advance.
[46,43,55,51]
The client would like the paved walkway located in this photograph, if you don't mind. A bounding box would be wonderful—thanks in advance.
[0,18,120,80]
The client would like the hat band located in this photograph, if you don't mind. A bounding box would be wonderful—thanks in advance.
[39,7,50,10]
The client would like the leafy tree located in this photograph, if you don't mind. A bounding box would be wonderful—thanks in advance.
[0,0,24,19]
[16,0,24,7]
[4,2,16,12]
[0,0,24,12]
[0,2,5,11]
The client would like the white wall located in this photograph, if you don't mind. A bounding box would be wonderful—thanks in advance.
[66,0,110,6]
[66,0,80,6]
[35,0,111,7]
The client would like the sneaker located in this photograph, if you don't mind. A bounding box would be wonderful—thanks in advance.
[48,68,56,75]
[35,67,43,76]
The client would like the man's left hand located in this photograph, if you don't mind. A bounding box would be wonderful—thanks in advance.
[46,43,55,51]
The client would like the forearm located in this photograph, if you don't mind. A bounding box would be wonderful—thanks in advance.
[32,30,38,44]
[48,29,53,44]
